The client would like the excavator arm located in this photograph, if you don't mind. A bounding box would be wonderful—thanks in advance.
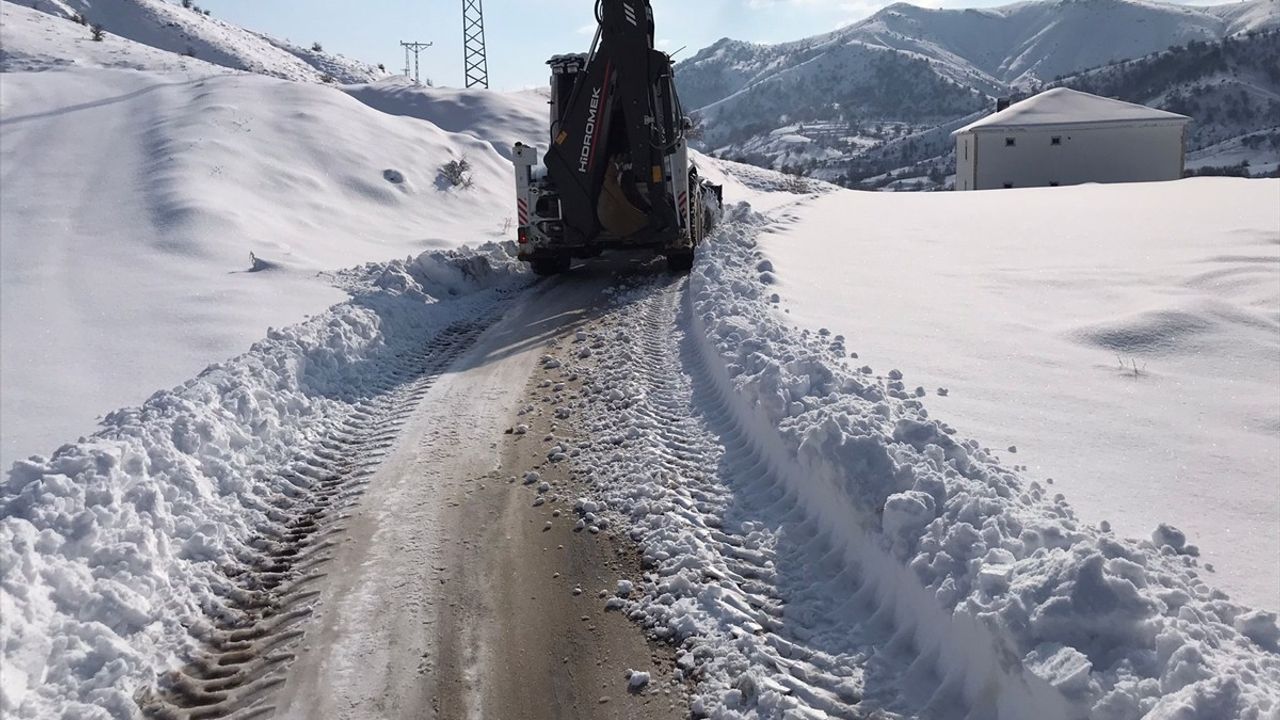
[511,0,720,274]
[542,0,682,246]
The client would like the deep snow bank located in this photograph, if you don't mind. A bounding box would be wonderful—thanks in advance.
[686,204,1280,719]
[0,244,528,719]
[754,178,1280,612]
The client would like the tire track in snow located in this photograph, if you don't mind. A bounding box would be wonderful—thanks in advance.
[138,320,492,720]
[574,275,955,719]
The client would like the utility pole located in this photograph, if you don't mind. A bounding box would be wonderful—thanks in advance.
[462,0,489,89]
[400,40,433,85]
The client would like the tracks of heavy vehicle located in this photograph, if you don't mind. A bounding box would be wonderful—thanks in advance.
[142,262,951,719]
[140,321,491,720]
[571,274,954,719]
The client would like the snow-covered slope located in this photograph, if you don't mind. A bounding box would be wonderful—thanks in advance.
[341,78,550,161]
[1059,30,1280,160]
[0,1,545,477]
[680,0,1278,110]
[15,0,387,83]
[0,0,230,73]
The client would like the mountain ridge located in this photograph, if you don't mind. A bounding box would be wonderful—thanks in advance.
[679,0,1279,112]
[676,0,1280,184]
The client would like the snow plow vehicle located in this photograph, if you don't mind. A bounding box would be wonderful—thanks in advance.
[512,0,722,275]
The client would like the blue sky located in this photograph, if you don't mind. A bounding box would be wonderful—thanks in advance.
[199,0,1215,90]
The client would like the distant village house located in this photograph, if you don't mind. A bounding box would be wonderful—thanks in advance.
[952,88,1191,191]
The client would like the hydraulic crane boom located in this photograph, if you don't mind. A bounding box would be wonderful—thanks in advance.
[511,0,721,275]
[542,0,680,247]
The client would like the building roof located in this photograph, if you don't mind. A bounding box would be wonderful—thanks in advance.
[954,88,1191,134]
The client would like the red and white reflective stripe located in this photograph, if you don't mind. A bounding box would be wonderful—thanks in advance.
[516,198,529,225]
[677,191,688,216]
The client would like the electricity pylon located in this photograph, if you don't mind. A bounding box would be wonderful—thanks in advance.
[462,0,489,89]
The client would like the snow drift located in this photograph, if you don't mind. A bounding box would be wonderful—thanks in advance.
[679,203,1280,718]
[0,244,528,719]
[1,1,542,473]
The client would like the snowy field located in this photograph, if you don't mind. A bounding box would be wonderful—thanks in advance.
[0,1,545,472]
[757,178,1280,612]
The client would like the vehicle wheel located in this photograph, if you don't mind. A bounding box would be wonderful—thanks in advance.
[531,255,570,277]
[666,251,695,274]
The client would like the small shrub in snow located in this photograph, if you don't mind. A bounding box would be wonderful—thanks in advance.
[320,73,336,84]
[181,0,192,7]
[780,168,812,194]
[1115,354,1147,377]
[90,23,105,41]
[439,158,474,189]
[312,41,324,52]
[70,12,87,25]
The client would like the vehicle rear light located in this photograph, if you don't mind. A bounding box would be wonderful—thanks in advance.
[518,227,529,245]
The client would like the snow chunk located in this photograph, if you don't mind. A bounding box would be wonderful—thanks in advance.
[1024,643,1094,698]
[627,669,651,690]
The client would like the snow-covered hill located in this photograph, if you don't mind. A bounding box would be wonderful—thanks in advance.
[11,0,388,83]
[0,1,546,475]
[1063,30,1280,172]
[678,0,1280,180]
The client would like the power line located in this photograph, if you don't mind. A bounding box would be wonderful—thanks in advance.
[400,40,433,85]
[462,0,489,89]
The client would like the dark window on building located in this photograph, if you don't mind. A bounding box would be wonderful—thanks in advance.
[1003,182,1014,189]
[964,140,969,160]
[1005,137,1016,147]
[1051,136,1062,146]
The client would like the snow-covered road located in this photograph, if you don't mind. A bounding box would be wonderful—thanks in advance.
[6,207,1279,719]
[264,268,684,720]
[5,5,1276,718]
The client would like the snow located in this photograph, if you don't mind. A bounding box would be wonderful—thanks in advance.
[1188,133,1280,177]
[0,1,542,473]
[627,669,651,690]
[549,184,1279,718]
[755,178,1280,613]
[684,199,1280,718]
[340,78,549,161]
[20,0,387,84]
[956,88,1190,132]
[0,243,528,718]
[679,0,1279,183]
[4,3,1279,718]
[0,1,231,74]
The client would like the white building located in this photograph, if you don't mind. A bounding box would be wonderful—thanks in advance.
[952,88,1191,191]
